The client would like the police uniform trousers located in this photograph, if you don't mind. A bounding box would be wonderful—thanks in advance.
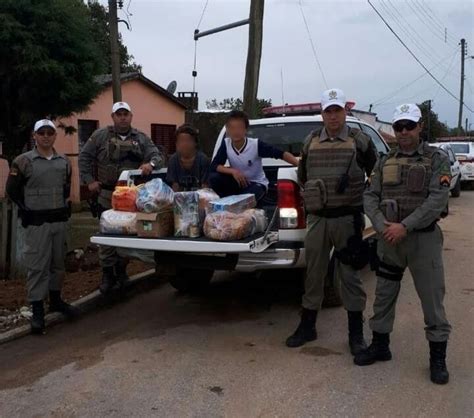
[370,224,451,342]
[23,221,67,302]
[98,190,119,268]
[303,213,367,312]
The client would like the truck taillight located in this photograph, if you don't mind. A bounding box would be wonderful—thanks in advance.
[277,180,306,229]
[116,180,127,187]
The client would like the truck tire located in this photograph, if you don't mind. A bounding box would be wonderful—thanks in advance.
[451,176,461,197]
[168,268,214,293]
[322,254,343,308]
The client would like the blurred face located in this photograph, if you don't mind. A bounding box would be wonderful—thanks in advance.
[392,119,422,151]
[322,105,346,134]
[226,118,247,142]
[111,109,133,132]
[34,127,57,149]
[176,133,197,157]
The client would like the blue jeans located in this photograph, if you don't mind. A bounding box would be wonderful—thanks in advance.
[209,172,267,202]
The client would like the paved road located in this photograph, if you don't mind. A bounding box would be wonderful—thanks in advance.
[1,192,473,417]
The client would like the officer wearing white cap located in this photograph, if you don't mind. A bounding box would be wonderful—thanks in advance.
[286,89,377,355]
[79,102,163,294]
[6,119,77,334]
[356,103,451,385]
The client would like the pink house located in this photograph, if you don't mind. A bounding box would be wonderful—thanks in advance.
[54,73,187,203]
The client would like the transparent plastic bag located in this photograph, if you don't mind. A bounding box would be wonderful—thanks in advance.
[112,186,138,212]
[207,193,256,214]
[100,209,137,235]
[174,191,201,237]
[136,178,174,213]
[196,188,220,225]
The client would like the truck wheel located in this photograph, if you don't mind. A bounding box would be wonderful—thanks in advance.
[322,255,343,308]
[168,268,214,293]
[451,176,461,197]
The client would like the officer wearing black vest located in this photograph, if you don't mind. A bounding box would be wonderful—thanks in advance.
[286,89,377,355]
[79,102,162,294]
[355,104,451,385]
[6,120,77,334]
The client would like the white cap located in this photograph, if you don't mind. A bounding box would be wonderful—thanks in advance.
[34,119,56,132]
[321,88,346,111]
[392,103,422,124]
[112,101,131,113]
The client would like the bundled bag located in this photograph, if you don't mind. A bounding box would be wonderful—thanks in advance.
[112,186,138,212]
[196,188,220,224]
[208,193,256,214]
[136,178,174,213]
[203,209,268,241]
[100,209,137,235]
[174,191,201,237]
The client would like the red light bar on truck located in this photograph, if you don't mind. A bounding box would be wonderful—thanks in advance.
[262,101,356,117]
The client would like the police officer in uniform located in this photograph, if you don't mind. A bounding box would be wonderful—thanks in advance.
[6,120,77,334]
[286,89,377,355]
[79,102,162,294]
[355,104,451,385]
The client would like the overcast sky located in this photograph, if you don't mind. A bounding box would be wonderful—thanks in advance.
[104,0,473,127]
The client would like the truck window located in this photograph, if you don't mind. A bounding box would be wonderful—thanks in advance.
[247,122,323,155]
[360,124,389,154]
[450,143,469,154]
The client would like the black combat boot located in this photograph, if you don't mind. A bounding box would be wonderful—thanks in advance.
[285,308,318,348]
[99,266,117,294]
[429,341,449,384]
[353,331,392,366]
[347,311,368,356]
[49,290,79,320]
[31,301,45,335]
[115,259,130,288]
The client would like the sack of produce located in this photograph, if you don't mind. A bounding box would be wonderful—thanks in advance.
[136,178,174,213]
[208,193,256,214]
[246,208,268,234]
[196,188,220,224]
[174,191,201,237]
[100,209,137,235]
[112,186,138,212]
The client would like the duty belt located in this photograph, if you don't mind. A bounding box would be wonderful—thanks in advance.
[314,205,363,218]
[413,221,437,233]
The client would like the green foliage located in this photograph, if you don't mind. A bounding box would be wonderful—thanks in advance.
[206,97,272,117]
[0,0,104,155]
[417,100,450,141]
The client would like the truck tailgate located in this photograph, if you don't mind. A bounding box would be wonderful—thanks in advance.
[90,231,279,254]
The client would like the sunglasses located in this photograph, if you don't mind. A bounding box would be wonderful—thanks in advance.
[36,130,55,137]
[393,120,418,132]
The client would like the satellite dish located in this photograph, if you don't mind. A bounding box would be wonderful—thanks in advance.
[166,80,177,95]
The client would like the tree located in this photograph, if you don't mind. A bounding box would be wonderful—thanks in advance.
[88,2,141,74]
[417,101,449,141]
[206,97,272,117]
[0,0,105,156]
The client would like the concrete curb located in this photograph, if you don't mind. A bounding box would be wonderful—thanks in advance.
[0,268,157,345]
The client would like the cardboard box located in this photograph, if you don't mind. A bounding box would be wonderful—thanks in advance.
[136,210,174,238]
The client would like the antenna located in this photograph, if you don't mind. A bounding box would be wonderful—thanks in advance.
[166,81,178,95]
[280,67,286,115]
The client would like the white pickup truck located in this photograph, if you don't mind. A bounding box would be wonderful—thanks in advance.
[91,115,390,305]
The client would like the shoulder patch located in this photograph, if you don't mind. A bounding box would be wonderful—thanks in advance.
[439,175,451,188]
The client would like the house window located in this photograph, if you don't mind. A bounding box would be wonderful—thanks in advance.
[151,124,176,160]
[78,119,99,150]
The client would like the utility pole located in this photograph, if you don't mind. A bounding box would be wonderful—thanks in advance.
[458,38,466,131]
[427,99,432,142]
[109,0,122,102]
[243,0,264,118]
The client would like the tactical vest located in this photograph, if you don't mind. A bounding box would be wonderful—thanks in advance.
[380,144,435,221]
[97,127,145,187]
[303,129,366,210]
[23,153,69,211]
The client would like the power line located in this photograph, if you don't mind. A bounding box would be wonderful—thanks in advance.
[368,0,473,113]
[418,0,459,42]
[432,50,459,101]
[298,0,328,88]
[196,0,209,30]
[366,49,458,108]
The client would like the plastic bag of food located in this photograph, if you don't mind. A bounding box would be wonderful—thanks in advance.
[246,209,268,234]
[174,191,201,237]
[196,188,220,224]
[112,186,138,212]
[136,178,174,213]
[100,209,137,235]
[208,193,256,214]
